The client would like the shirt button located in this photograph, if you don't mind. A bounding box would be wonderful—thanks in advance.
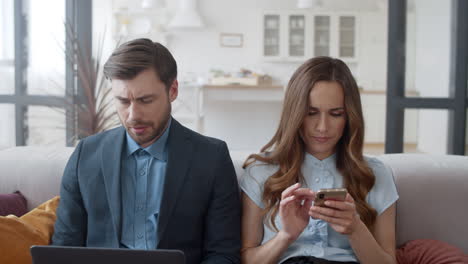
[137,234,143,239]
[139,169,145,176]
[137,205,144,211]
[315,178,320,183]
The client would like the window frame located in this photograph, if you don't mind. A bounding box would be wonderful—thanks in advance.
[0,0,92,146]
[385,0,468,155]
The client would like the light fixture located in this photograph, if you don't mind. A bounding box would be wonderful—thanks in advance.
[297,0,313,9]
[168,0,204,29]
[297,0,323,9]
[141,0,166,9]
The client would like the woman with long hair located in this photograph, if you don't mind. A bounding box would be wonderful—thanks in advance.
[240,57,398,264]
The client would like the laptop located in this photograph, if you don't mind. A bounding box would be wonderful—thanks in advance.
[30,245,185,264]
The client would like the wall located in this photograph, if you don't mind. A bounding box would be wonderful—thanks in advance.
[168,0,389,151]
[94,0,393,152]
[167,0,387,87]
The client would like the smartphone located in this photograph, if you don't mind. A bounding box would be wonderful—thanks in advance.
[314,188,347,206]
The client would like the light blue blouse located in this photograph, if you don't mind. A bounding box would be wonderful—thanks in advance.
[240,153,399,263]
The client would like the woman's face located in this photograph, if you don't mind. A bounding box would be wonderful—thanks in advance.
[301,81,346,160]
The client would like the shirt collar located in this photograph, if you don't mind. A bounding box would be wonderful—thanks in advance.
[125,118,172,161]
[304,152,336,168]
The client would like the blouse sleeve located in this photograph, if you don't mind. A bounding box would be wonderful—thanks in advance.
[366,157,399,215]
[239,163,276,209]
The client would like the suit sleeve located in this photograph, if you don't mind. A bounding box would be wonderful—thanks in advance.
[201,142,241,264]
[51,140,87,246]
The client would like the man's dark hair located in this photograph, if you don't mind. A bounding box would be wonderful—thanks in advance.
[103,38,177,90]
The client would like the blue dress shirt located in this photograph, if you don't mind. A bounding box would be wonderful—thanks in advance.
[120,119,171,249]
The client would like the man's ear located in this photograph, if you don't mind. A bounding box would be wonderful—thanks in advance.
[169,79,178,102]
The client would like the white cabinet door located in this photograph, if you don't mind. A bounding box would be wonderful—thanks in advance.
[313,15,331,57]
[338,16,356,59]
[262,12,357,63]
[263,14,282,59]
[287,14,307,61]
[312,13,357,61]
[262,12,308,62]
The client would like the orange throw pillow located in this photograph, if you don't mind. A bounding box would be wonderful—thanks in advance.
[0,196,60,264]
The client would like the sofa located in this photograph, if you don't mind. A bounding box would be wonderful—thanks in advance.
[1,146,467,257]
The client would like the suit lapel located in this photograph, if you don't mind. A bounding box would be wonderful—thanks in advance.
[101,126,126,245]
[156,119,193,246]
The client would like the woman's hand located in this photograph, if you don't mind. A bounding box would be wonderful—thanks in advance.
[308,193,361,235]
[278,183,314,242]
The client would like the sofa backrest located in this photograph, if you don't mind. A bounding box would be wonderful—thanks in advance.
[1,147,467,253]
[378,154,468,253]
[0,146,74,211]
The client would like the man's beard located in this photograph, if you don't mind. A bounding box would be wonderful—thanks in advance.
[122,103,171,147]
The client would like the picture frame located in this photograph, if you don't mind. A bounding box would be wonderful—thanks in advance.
[220,33,243,48]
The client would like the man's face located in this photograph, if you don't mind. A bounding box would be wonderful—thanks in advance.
[111,68,178,148]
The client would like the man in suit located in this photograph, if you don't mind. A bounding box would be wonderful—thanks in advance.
[52,38,241,264]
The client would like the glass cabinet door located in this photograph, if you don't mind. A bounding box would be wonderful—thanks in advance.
[339,16,355,57]
[289,15,305,57]
[314,15,330,56]
[264,15,280,57]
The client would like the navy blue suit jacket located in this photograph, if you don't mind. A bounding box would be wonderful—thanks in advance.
[52,119,241,264]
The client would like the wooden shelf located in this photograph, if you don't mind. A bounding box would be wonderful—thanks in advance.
[202,84,284,102]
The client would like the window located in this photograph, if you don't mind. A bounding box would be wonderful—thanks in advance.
[0,0,92,147]
[386,0,467,155]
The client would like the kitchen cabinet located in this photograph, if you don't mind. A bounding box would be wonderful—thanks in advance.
[262,12,358,63]
[262,12,308,62]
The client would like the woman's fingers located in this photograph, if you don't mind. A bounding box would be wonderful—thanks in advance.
[321,200,355,211]
[281,183,300,200]
[292,188,315,199]
[309,205,344,218]
[308,203,356,220]
[280,195,296,207]
[302,197,313,212]
[309,211,348,225]
[345,193,354,203]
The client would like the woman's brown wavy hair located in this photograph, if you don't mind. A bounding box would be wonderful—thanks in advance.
[243,56,377,231]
